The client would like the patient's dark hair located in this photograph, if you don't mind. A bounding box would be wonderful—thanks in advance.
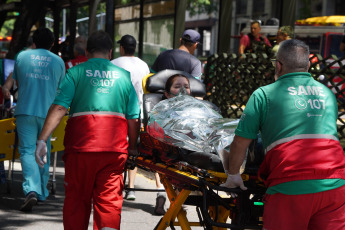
[164,74,190,93]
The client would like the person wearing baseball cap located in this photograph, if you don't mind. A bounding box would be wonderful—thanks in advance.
[111,35,150,203]
[151,29,202,81]
[116,34,137,53]
[181,29,201,44]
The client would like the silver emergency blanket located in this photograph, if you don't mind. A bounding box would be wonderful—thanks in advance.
[147,94,239,162]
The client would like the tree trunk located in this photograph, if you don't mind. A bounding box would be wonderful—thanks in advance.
[6,0,48,59]
[69,0,78,59]
[89,0,101,35]
[51,4,61,55]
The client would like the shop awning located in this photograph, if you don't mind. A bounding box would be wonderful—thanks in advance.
[296,15,345,26]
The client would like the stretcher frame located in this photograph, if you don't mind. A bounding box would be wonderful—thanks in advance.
[0,117,19,193]
[49,115,68,194]
[0,116,68,195]
[127,132,265,230]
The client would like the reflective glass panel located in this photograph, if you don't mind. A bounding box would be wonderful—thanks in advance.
[143,1,175,18]
[115,5,140,21]
[142,18,174,66]
[114,21,140,58]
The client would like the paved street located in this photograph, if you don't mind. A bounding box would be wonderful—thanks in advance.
[0,151,203,230]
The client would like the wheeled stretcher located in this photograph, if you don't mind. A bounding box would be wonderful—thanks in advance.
[127,70,266,229]
[130,135,265,230]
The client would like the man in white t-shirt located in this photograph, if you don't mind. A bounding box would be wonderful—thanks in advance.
[111,34,150,201]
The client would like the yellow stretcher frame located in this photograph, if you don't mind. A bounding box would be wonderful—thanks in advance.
[50,115,68,194]
[0,118,19,193]
[142,73,155,94]
[0,118,19,161]
[0,116,68,194]
[133,155,265,230]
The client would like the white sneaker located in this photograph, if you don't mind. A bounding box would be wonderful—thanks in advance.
[126,191,136,200]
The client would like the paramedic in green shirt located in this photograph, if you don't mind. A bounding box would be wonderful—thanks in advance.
[35,30,140,230]
[222,39,345,230]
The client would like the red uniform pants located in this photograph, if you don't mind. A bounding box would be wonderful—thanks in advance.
[263,185,345,230]
[63,151,127,230]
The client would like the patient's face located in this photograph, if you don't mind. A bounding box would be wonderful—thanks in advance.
[166,77,191,98]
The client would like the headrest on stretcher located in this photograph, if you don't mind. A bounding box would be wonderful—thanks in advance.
[145,69,206,97]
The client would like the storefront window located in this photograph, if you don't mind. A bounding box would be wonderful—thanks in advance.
[115,5,140,21]
[143,1,174,18]
[143,18,174,66]
[114,0,175,65]
[113,21,139,59]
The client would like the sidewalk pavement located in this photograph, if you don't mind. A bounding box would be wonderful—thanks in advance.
[0,151,203,230]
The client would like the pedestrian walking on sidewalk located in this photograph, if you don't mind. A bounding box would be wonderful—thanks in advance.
[111,34,150,201]
[13,27,65,212]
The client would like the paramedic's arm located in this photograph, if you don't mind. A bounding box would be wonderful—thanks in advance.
[127,118,140,155]
[221,135,252,191]
[38,104,68,142]
[2,73,14,99]
[36,104,67,167]
[228,135,253,174]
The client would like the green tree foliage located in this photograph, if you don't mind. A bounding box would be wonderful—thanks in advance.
[0,16,15,37]
[0,0,17,37]
[187,0,218,17]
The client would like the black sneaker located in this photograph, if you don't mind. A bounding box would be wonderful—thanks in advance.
[20,192,37,212]
[154,193,166,216]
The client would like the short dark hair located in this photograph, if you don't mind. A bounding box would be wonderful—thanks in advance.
[74,42,86,56]
[180,39,195,48]
[33,28,54,49]
[117,35,136,55]
[87,30,113,54]
[165,74,190,93]
[277,39,310,71]
[251,20,261,27]
[123,46,135,55]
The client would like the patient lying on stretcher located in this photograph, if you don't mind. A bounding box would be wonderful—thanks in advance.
[147,74,239,173]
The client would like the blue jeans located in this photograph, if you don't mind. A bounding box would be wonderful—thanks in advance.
[16,115,51,200]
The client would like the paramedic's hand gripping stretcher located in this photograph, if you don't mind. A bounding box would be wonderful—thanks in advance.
[133,89,265,230]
